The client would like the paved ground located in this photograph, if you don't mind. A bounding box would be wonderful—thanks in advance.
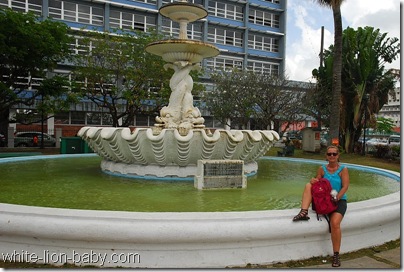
[254,244,401,269]
[303,247,401,269]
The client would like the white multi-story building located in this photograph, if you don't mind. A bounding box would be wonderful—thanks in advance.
[377,69,401,132]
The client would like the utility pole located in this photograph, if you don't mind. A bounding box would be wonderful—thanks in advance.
[320,26,324,67]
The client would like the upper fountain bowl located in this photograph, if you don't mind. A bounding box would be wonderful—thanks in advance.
[160,2,207,22]
[146,40,219,63]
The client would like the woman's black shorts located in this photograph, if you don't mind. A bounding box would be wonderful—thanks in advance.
[334,199,347,216]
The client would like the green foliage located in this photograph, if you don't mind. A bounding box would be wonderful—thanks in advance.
[204,69,305,129]
[315,26,400,153]
[375,117,395,134]
[0,8,73,128]
[72,30,173,127]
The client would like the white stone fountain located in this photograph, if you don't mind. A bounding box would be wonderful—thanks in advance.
[78,0,279,178]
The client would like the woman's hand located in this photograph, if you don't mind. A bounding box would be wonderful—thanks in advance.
[310,177,319,184]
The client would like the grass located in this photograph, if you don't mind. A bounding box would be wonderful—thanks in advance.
[0,146,400,268]
[267,146,400,173]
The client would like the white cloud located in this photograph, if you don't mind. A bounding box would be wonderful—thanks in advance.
[285,0,400,82]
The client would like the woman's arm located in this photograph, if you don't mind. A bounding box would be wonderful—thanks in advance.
[337,167,350,200]
[310,166,324,184]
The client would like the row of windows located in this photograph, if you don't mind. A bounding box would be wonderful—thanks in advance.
[48,0,104,26]
[109,9,155,32]
[207,27,243,47]
[205,56,279,75]
[0,0,41,15]
[208,0,244,22]
[53,111,223,128]
[248,9,280,28]
[0,0,282,30]
[248,34,279,52]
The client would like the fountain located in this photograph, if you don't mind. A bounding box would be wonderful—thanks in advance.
[77,0,279,179]
[0,1,400,268]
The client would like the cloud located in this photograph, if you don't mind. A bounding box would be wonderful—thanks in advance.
[285,0,400,82]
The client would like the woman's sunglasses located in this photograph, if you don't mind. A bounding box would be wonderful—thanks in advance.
[327,152,338,156]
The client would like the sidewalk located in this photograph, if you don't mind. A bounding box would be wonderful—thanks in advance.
[304,247,400,269]
[254,240,401,269]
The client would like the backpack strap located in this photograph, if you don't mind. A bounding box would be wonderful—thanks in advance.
[324,214,331,233]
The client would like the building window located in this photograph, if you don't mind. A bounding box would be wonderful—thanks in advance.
[70,111,85,124]
[130,0,157,5]
[249,8,280,28]
[248,34,279,52]
[48,0,104,26]
[110,9,156,32]
[162,0,203,5]
[54,112,70,124]
[264,0,280,3]
[0,0,42,15]
[207,27,243,47]
[86,112,101,125]
[208,0,243,22]
[205,56,243,71]
[247,61,279,75]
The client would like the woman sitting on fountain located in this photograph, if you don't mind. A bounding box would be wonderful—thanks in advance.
[292,145,350,267]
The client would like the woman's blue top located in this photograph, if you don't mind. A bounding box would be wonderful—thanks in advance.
[322,165,347,200]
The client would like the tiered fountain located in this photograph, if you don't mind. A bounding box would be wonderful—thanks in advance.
[78,0,279,179]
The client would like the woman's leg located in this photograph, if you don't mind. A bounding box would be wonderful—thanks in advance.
[293,183,312,221]
[330,212,343,252]
[330,212,344,267]
[301,183,312,209]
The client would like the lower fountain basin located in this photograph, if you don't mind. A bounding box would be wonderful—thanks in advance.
[78,127,279,178]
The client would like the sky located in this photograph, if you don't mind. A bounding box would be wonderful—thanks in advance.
[285,0,401,82]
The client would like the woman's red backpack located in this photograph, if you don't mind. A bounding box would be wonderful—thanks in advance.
[311,178,337,215]
[311,178,337,232]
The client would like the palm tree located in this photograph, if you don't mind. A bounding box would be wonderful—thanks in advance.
[314,0,345,146]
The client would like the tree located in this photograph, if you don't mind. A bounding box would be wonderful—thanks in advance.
[316,26,400,153]
[375,117,395,135]
[204,69,306,130]
[314,0,345,146]
[0,9,73,135]
[72,30,175,127]
[251,76,306,130]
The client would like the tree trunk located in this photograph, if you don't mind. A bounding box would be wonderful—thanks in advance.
[0,108,10,139]
[328,5,343,146]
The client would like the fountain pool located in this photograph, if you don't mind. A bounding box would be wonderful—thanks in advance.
[0,154,399,212]
[0,154,400,268]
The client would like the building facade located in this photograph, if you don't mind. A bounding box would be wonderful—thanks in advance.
[377,69,401,132]
[1,0,288,132]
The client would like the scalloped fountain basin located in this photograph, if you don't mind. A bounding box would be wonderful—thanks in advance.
[78,126,279,178]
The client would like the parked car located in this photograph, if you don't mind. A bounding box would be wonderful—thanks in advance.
[14,132,56,147]
[388,135,400,146]
[365,138,388,152]
[366,138,388,146]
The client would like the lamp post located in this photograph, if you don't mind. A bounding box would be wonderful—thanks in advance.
[362,94,370,155]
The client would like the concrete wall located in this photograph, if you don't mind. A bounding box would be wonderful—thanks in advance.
[0,191,399,268]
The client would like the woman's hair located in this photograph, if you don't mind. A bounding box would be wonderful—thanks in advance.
[326,145,339,153]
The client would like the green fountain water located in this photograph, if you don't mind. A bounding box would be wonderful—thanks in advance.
[0,155,399,212]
